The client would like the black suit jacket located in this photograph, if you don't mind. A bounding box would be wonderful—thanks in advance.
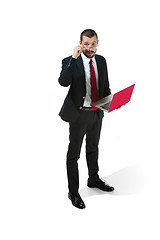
[58,54,111,122]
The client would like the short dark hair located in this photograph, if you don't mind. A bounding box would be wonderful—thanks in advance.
[80,29,98,42]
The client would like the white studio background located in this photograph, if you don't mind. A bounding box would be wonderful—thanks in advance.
[0,0,160,239]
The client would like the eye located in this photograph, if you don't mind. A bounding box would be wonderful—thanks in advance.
[92,42,97,47]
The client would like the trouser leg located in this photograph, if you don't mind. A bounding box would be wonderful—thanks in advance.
[86,111,102,182]
[67,112,86,194]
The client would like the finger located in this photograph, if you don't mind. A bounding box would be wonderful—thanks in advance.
[77,47,83,53]
[80,44,85,51]
[77,45,83,51]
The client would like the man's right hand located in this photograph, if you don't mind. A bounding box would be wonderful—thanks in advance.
[72,45,83,59]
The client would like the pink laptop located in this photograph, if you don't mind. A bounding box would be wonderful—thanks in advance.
[92,84,135,113]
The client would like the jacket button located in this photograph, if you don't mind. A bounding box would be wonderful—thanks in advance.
[83,96,85,99]
[79,107,82,110]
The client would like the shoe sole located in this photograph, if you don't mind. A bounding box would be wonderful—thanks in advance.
[88,184,115,192]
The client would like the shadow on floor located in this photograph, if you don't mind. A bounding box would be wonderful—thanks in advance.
[80,165,146,198]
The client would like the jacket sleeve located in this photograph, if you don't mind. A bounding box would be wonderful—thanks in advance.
[58,57,76,87]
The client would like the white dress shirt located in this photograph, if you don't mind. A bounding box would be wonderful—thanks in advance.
[81,53,99,107]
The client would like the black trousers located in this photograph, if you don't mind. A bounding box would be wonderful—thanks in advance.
[66,110,102,194]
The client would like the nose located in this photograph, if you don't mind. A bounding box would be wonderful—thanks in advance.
[88,45,93,49]
[84,44,92,49]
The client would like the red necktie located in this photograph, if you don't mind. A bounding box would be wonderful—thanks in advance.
[90,59,99,110]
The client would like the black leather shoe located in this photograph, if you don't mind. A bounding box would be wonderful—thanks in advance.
[87,179,114,192]
[68,193,86,209]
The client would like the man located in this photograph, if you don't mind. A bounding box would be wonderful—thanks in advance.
[58,29,114,209]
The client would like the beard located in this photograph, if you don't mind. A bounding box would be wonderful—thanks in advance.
[83,49,96,58]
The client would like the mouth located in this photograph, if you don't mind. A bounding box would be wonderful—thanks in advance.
[86,50,95,55]
[83,49,96,58]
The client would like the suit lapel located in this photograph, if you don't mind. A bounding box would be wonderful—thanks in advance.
[76,55,86,86]
[95,55,103,96]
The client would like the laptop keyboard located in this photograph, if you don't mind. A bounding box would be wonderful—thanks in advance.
[101,101,111,110]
